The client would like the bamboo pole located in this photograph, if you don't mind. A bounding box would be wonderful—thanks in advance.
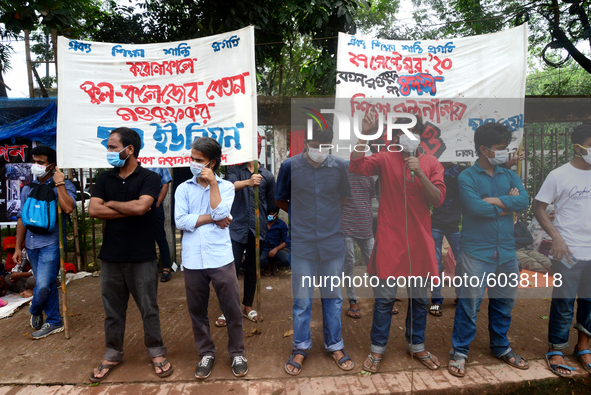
[89,168,97,266]
[254,160,261,333]
[67,169,82,271]
[79,168,88,270]
[58,200,70,339]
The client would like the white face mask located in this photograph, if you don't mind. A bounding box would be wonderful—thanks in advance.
[398,133,421,154]
[190,160,211,177]
[577,144,591,164]
[31,164,50,179]
[307,145,329,163]
[485,147,509,166]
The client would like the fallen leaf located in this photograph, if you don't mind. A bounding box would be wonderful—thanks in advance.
[398,326,403,330]
[283,329,294,338]
[270,389,284,395]
[246,328,261,337]
[540,315,549,320]
[89,383,99,387]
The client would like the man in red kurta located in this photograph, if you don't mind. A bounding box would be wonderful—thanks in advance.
[349,111,446,373]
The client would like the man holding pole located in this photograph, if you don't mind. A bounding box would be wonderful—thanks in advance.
[88,127,173,381]
[14,145,76,340]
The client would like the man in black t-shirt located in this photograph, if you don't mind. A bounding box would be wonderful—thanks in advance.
[88,128,173,382]
[429,162,468,317]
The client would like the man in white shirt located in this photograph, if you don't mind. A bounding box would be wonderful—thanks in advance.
[175,137,247,379]
[533,123,591,377]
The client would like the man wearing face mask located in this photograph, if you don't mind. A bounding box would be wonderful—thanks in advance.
[533,123,591,377]
[89,127,173,382]
[14,145,76,340]
[350,111,446,374]
[276,123,353,375]
[448,122,529,378]
[175,137,248,379]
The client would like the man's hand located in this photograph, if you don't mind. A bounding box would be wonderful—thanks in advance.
[214,216,232,229]
[269,248,279,258]
[361,107,379,136]
[13,249,22,265]
[508,187,519,196]
[201,167,216,185]
[404,157,422,176]
[506,152,525,168]
[53,167,65,183]
[550,233,573,264]
[250,174,262,187]
[9,272,21,283]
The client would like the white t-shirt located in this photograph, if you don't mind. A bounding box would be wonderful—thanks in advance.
[535,162,591,260]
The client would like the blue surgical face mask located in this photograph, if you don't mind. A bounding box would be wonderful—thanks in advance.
[107,146,130,167]
[190,160,211,177]
[267,214,276,222]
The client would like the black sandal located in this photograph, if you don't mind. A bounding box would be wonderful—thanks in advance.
[89,361,121,383]
[285,349,307,376]
[153,358,174,378]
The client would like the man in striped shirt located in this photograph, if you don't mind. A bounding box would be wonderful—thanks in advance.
[341,169,376,319]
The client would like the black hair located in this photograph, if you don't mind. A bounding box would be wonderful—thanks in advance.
[571,123,591,146]
[305,121,334,144]
[110,127,141,158]
[473,123,512,157]
[394,114,425,136]
[31,145,56,165]
[191,137,222,171]
[267,203,279,214]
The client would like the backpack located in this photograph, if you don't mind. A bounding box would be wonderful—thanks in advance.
[21,182,57,234]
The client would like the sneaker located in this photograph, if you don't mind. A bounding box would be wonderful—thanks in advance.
[30,314,43,330]
[195,355,215,379]
[30,323,64,340]
[231,355,248,377]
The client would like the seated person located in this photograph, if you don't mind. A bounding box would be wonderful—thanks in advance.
[528,203,554,257]
[3,236,35,297]
[260,204,290,275]
[514,218,552,273]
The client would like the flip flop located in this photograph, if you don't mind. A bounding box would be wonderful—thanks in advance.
[330,350,354,371]
[495,350,529,370]
[89,361,122,383]
[347,308,361,319]
[363,353,382,373]
[409,350,440,370]
[243,310,262,322]
[285,349,307,376]
[153,358,174,378]
[392,306,399,315]
[573,345,591,373]
[448,356,466,377]
[546,350,575,377]
[429,304,442,317]
[215,314,226,327]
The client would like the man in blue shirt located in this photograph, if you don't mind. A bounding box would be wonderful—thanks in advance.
[14,145,76,340]
[260,203,290,274]
[449,123,529,377]
[175,137,247,379]
[147,167,173,282]
[276,124,353,375]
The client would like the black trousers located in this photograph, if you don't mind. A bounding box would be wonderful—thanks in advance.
[100,260,166,362]
[184,262,245,357]
[231,231,257,308]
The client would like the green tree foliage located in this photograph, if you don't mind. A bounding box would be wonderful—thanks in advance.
[411,0,591,74]
[527,61,591,96]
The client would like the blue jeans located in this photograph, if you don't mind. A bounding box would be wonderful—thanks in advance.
[344,236,374,305]
[370,278,429,354]
[451,253,518,359]
[28,243,62,326]
[260,249,290,268]
[431,229,462,305]
[155,204,171,270]
[548,259,591,349]
[291,253,345,353]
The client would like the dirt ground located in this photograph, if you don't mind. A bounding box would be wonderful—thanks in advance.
[0,266,575,385]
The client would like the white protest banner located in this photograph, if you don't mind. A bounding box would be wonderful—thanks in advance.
[334,25,527,161]
[57,26,257,168]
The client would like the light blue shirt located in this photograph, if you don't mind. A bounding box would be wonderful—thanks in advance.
[174,174,235,270]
